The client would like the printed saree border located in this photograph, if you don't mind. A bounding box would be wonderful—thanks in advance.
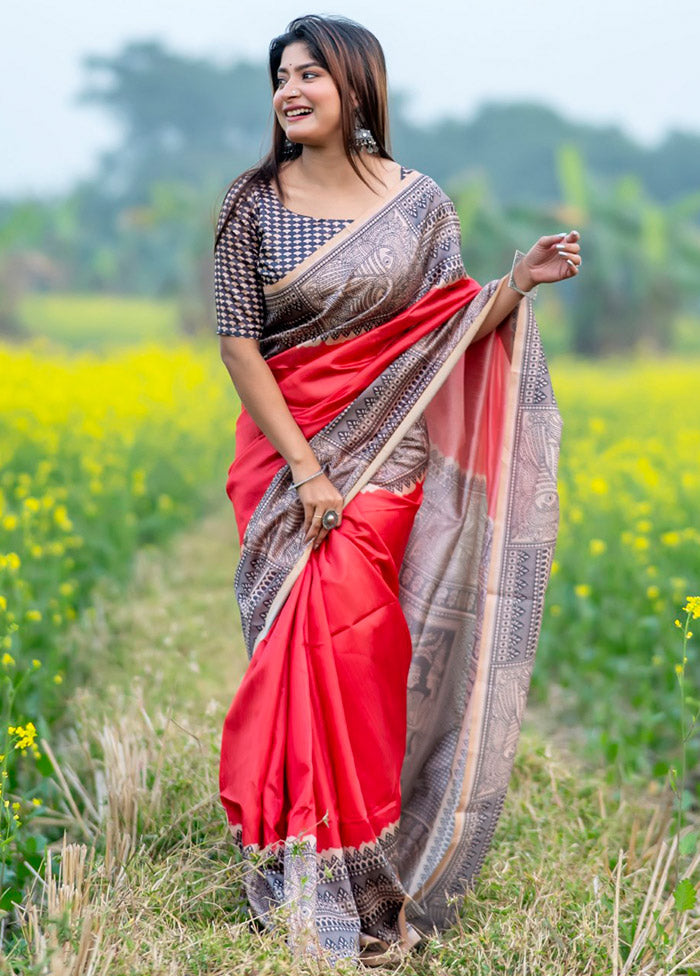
[262,169,424,297]
[406,292,530,904]
[251,275,516,653]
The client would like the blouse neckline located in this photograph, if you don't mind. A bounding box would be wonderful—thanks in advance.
[265,165,413,223]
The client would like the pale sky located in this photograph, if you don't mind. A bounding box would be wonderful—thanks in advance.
[2,0,698,197]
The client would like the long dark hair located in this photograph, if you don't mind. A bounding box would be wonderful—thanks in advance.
[214,14,393,252]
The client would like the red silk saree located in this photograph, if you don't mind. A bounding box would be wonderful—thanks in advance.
[218,169,562,961]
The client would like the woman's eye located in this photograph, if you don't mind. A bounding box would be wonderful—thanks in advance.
[275,71,318,88]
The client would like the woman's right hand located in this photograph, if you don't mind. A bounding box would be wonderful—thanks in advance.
[296,472,344,550]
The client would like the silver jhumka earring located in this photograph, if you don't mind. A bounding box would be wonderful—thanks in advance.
[281,137,296,159]
[352,115,379,154]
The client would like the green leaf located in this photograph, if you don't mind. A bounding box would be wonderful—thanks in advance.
[35,752,54,777]
[0,887,23,912]
[674,878,696,912]
[680,832,699,857]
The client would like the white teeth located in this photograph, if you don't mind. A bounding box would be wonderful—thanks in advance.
[286,108,312,117]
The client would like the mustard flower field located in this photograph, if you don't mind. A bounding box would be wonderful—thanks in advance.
[0,339,237,907]
[535,358,700,778]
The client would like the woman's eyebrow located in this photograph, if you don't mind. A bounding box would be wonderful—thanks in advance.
[276,62,322,75]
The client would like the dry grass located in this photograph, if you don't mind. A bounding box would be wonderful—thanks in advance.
[2,503,699,975]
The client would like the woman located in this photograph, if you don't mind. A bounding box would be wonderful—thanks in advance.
[214,13,580,965]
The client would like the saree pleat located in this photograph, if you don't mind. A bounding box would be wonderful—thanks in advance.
[218,170,562,959]
[221,484,425,949]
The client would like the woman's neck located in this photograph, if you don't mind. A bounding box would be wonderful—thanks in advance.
[290,144,394,192]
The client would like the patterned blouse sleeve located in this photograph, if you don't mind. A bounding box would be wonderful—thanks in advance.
[214,177,265,339]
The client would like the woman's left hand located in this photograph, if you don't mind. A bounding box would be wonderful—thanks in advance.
[514,230,582,289]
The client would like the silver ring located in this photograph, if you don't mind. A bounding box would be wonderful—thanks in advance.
[312,515,322,520]
[321,509,339,531]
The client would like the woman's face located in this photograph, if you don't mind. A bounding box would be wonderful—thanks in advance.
[273,41,344,149]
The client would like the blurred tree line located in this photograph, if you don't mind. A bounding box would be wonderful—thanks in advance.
[1,39,699,355]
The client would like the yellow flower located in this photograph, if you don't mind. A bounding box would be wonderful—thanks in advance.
[550,560,559,576]
[636,519,652,533]
[59,581,74,597]
[5,552,20,571]
[31,797,41,806]
[25,609,42,622]
[53,674,63,684]
[633,537,649,551]
[23,497,40,513]
[661,531,681,547]
[1,652,15,668]
[675,663,684,675]
[32,659,41,669]
[0,595,6,611]
[575,584,592,599]
[589,539,606,556]
[2,515,17,531]
[590,478,608,495]
[9,722,37,751]
[646,585,660,600]
[683,596,700,620]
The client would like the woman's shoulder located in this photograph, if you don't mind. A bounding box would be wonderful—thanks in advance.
[216,171,263,237]
[397,167,456,210]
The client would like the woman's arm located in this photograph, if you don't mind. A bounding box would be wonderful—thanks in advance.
[471,230,582,342]
[220,335,343,549]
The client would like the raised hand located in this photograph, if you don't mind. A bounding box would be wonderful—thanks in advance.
[514,230,582,290]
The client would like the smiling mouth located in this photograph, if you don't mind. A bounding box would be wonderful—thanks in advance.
[285,108,313,119]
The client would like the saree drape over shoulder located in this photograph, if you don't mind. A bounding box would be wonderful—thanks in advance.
[215,169,562,961]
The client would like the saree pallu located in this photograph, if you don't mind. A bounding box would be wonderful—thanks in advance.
[219,170,562,960]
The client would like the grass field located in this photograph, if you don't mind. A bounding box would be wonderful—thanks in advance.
[3,503,698,975]
[16,293,179,350]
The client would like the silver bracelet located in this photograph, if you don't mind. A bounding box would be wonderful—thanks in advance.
[508,249,539,301]
[289,467,325,492]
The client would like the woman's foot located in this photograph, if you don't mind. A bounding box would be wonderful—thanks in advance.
[358,924,422,968]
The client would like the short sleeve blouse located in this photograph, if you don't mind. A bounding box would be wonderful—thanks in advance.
[214,177,266,341]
